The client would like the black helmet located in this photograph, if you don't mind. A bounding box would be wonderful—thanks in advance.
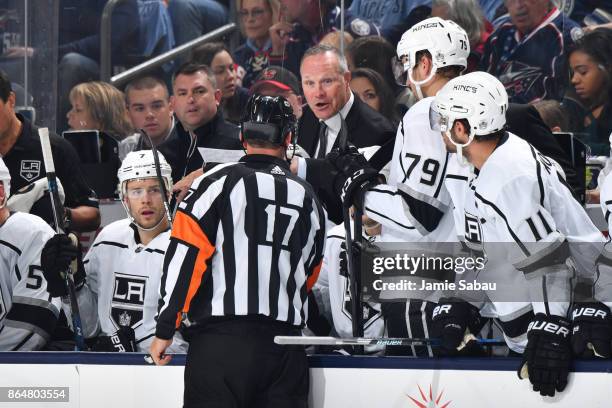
[241,95,296,145]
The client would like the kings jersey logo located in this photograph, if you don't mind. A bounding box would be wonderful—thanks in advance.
[20,160,41,182]
[110,273,147,330]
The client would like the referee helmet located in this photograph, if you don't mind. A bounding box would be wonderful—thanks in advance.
[241,95,297,146]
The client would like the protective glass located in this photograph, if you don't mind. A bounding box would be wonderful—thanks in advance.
[429,106,449,132]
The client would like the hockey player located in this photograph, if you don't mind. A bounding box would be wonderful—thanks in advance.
[151,95,326,408]
[0,157,62,350]
[429,71,605,396]
[41,150,187,353]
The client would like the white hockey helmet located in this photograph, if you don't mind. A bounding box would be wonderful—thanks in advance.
[118,150,173,200]
[0,157,10,207]
[396,17,470,97]
[430,71,508,165]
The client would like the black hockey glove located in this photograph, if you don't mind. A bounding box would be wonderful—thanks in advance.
[325,147,379,207]
[91,326,137,352]
[40,233,84,297]
[430,297,484,355]
[571,302,612,358]
[518,313,572,397]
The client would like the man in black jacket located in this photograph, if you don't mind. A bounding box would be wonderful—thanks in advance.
[162,63,241,190]
[294,44,395,223]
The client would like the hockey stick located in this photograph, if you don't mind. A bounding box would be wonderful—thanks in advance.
[39,128,86,351]
[274,335,506,347]
[336,117,365,349]
[140,129,173,225]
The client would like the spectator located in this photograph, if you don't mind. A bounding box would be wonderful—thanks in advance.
[268,0,378,77]
[319,30,354,49]
[347,0,431,43]
[164,62,241,188]
[562,28,612,156]
[67,82,135,141]
[431,0,493,72]
[0,70,100,232]
[533,99,568,132]
[250,65,304,119]
[192,42,250,125]
[350,67,399,126]
[120,76,178,160]
[233,0,280,88]
[57,0,139,131]
[346,35,410,114]
[296,44,396,223]
[346,35,399,94]
[479,0,579,103]
[167,0,228,48]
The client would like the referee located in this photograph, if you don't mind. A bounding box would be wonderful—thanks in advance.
[150,95,326,408]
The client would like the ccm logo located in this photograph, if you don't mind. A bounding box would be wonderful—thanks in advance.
[432,304,451,318]
[572,307,607,319]
[528,321,569,337]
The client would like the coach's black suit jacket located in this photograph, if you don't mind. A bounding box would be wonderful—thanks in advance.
[298,96,396,224]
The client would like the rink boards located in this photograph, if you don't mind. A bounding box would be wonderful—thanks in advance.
[0,353,611,407]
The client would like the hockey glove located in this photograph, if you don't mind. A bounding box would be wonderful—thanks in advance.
[326,147,379,207]
[430,297,484,354]
[40,233,84,297]
[518,313,572,397]
[91,326,137,352]
[571,302,612,358]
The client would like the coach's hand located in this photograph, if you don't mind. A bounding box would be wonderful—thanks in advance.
[518,313,572,397]
[571,302,612,358]
[40,234,80,297]
[326,147,379,207]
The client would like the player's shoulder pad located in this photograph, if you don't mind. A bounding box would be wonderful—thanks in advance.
[479,133,539,188]
[4,212,54,239]
[93,218,133,243]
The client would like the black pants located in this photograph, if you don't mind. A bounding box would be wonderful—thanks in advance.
[183,319,309,408]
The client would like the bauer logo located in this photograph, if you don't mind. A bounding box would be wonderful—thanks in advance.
[19,160,40,181]
[110,273,147,329]
[407,384,451,408]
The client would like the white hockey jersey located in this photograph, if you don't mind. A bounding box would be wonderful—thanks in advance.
[314,224,385,338]
[79,219,187,353]
[0,212,60,350]
[462,133,603,320]
[364,97,456,243]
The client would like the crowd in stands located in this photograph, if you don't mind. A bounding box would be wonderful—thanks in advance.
[0,0,611,357]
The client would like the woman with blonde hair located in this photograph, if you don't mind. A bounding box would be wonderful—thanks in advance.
[67,81,134,141]
[232,0,280,88]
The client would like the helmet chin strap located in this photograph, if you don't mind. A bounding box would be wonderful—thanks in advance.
[408,65,437,100]
[445,130,475,167]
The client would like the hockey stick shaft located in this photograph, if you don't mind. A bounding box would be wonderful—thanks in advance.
[140,129,173,225]
[274,336,506,347]
[39,128,86,351]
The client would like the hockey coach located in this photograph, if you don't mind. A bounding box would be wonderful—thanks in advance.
[150,95,327,408]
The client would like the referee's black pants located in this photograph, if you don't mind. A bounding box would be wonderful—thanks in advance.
[183,318,309,408]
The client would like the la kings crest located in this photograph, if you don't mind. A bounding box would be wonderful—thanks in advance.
[20,160,41,182]
[110,273,147,330]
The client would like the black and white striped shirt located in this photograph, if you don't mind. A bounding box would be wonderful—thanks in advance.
[156,154,326,339]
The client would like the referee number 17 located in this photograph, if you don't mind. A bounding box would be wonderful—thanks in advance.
[264,204,299,246]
